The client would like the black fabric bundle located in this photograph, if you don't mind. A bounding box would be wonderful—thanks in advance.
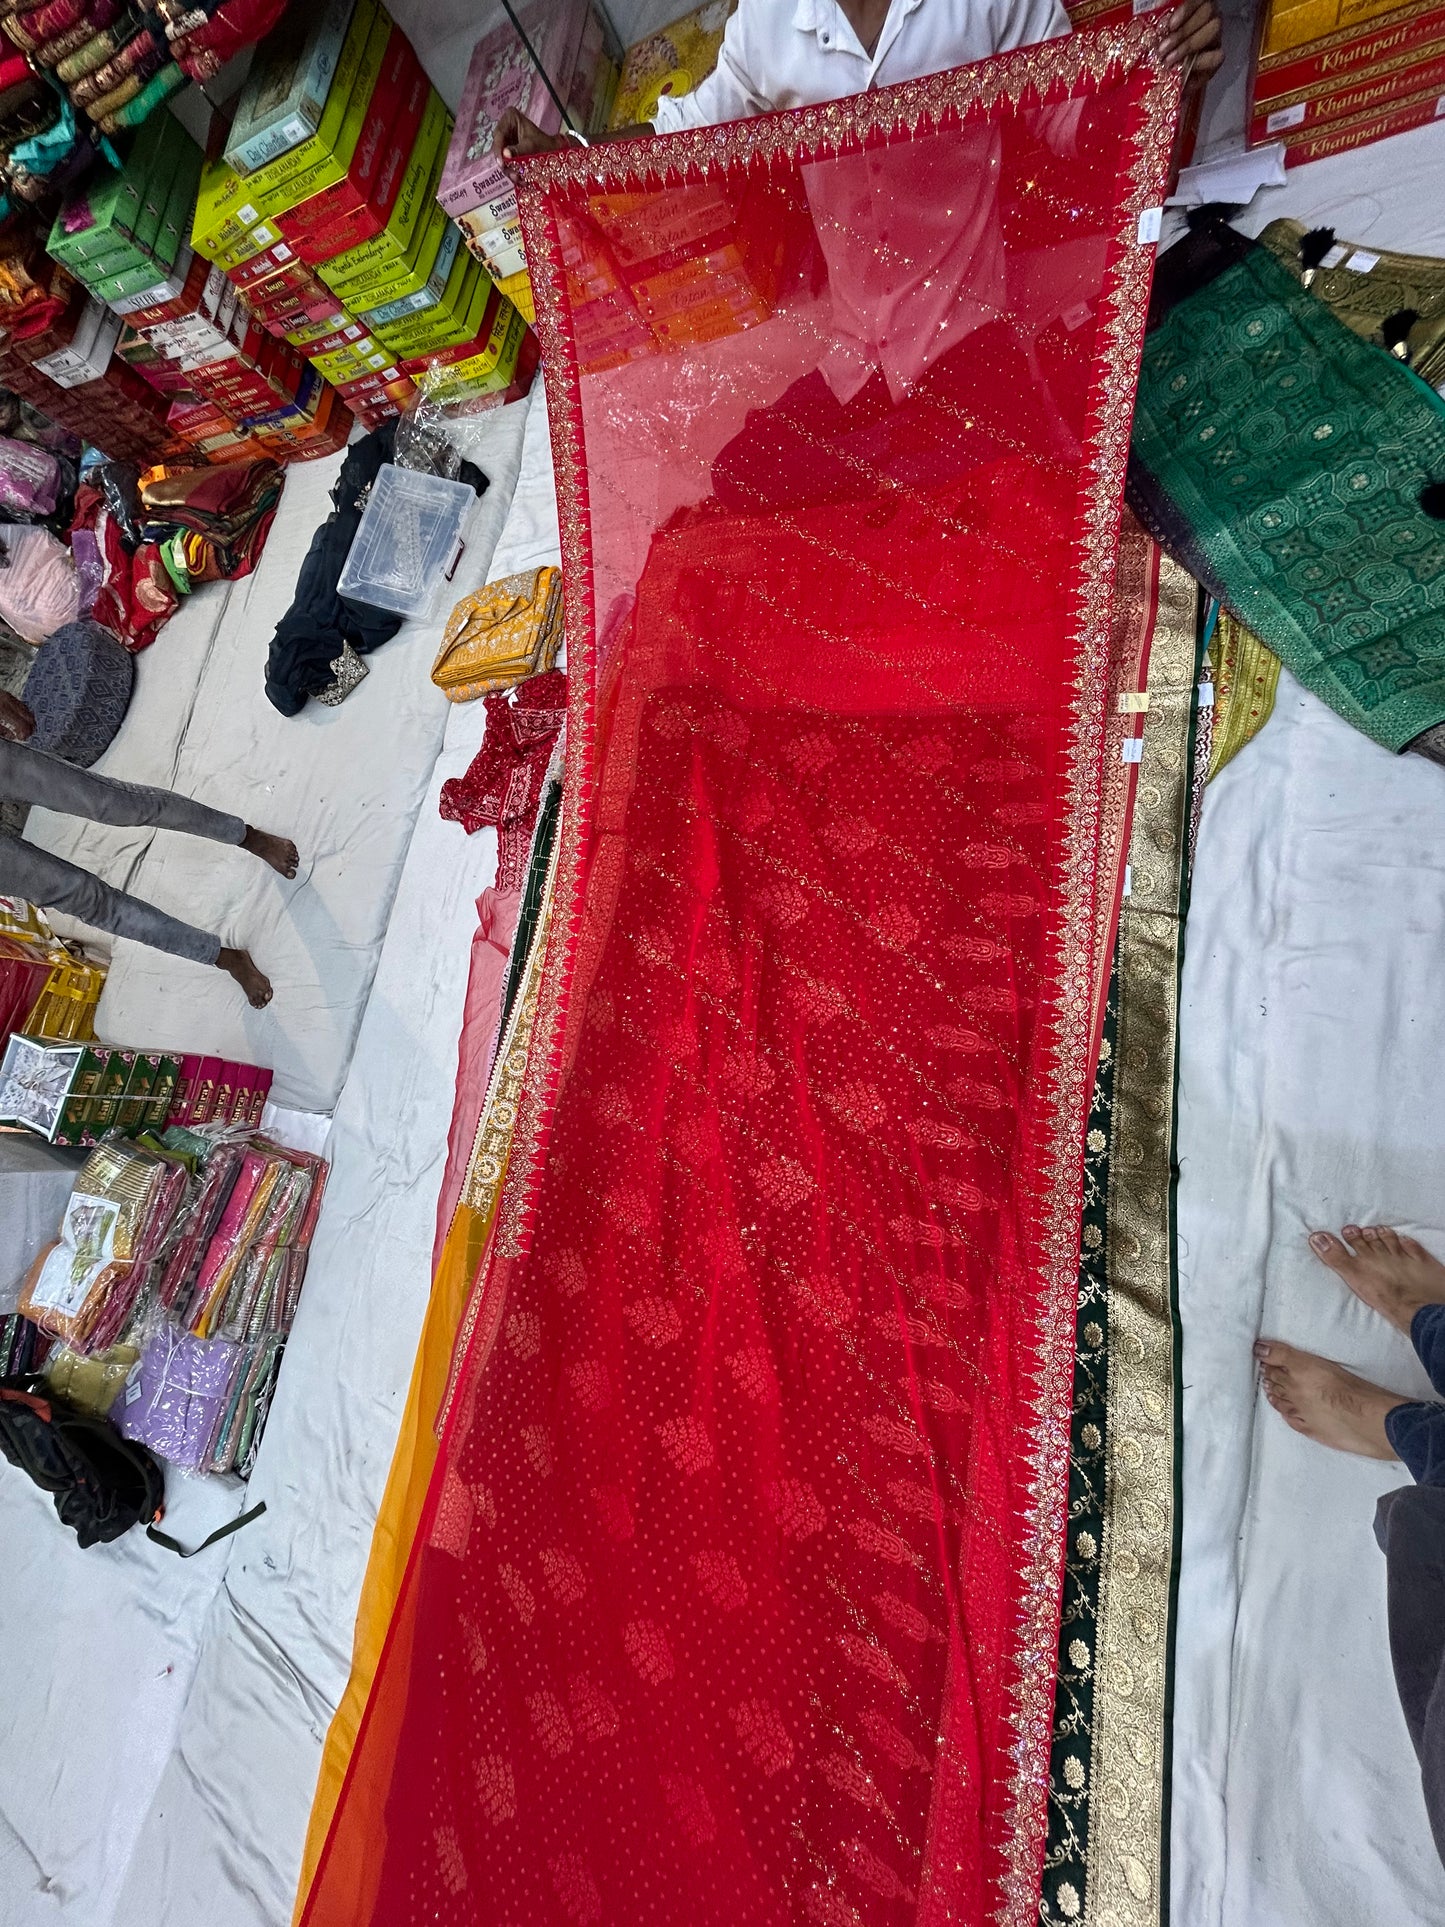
[264,422,489,717]
[264,422,400,717]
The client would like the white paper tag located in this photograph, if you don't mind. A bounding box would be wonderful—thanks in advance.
[1320,244,1348,268]
[1436,94,1445,117]
[124,1367,142,1407]
[1266,101,1307,133]
[1117,691,1150,714]
[1345,249,1380,273]
[1062,301,1093,333]
[1137,206,1163,245]
[1197,680,1215,708]
[237,203,258,225]
[1123,865,1133,898]
[273,242,291,261]
[1121,737,1144,763]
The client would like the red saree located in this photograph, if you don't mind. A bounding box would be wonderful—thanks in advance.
[302,27,1177,1927]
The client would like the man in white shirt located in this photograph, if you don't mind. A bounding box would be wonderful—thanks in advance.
[495,0,1221,510]
[496,0,1222,156]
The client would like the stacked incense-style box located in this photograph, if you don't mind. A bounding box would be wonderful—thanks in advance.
[1250,0,1445,161]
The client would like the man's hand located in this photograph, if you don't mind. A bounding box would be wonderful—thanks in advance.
[1159,0,1224,80]
[0,693,35,743]
[492,108,574,160]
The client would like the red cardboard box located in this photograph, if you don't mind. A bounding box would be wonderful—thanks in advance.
[1278,73,1445,154]
[1252,41,1445,133]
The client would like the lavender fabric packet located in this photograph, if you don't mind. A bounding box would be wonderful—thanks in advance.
[117,1326,239,1471]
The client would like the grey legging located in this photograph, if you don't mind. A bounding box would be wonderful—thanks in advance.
[0,738,246,966]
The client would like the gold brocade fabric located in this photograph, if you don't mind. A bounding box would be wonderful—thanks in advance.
[1208,609,1281,779]
[1257,217,1445,388]
[1041,551,1199,1927]
[431,566,565,703]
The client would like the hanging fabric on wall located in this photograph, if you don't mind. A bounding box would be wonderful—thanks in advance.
[299,25,1178,1927]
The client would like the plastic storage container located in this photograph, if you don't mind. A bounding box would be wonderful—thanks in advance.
[337,463,475,621]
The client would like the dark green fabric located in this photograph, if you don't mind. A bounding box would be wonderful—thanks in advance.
[1132,241,1445,751]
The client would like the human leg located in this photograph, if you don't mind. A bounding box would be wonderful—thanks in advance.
[0,834,273,1006]
[0,736,246,842]
[0,738,298,875]
[1374,1484,1445,1868]
[1308,1225,1445,1400]
[1254,1339,1410,1461]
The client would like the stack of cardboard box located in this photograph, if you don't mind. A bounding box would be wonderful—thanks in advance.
[45,108,202,313]
[439,0,619,333]
[197,0,536,427]
[1250,0,1445,163]
[0,268,181,462]
[564,178,791,376]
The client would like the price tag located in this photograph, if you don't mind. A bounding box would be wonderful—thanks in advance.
[1197,680,1216,708]
[1137,207,1163,245]
[1266,102,1307,133]
[1121,738,1144,763]
[1345,249,1380,273]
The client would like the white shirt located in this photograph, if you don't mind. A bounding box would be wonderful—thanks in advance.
[650,0,1071,133]
[649,0,1074,403]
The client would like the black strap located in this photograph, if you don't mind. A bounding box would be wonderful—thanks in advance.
[147,1499,266,1559]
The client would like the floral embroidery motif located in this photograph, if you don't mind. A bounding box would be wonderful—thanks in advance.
[730,1699,795,1776]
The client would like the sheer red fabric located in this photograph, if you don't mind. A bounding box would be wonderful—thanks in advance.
[302,28,1177,1927]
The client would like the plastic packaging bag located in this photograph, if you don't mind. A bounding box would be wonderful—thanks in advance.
[0,525,81,643]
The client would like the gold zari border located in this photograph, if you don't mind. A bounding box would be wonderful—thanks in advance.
[1085,551,1197,1926]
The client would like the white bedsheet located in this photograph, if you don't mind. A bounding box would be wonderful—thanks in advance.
[0,397,538,1927]
[1171,120,1445,1927]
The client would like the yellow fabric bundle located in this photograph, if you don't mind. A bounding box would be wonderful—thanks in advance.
[431,566,563,703]
[1209,610,1282,779]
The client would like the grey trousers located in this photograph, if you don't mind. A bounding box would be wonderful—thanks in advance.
[1376,1484,1445,1871]
[0,739,246,967]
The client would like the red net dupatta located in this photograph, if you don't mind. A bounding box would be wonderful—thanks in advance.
[301,26,1179,1927]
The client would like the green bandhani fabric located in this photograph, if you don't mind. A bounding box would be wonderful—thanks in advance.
[1130,221,1445,751]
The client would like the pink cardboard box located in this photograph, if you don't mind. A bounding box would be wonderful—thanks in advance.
[438,0,590,220]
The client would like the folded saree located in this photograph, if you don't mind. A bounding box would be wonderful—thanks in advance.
[432,565,565,702]
[1130,214,1445,752]
[301,27,1178,1927]
[1257,217,1445,389]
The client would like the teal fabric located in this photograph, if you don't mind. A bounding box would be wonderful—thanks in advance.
[1131,241,1445,752]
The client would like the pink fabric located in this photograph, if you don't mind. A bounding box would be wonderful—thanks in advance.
[0,527,81,643]
[431,884,522,1269]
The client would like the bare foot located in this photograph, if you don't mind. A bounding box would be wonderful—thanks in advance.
[1254,1339,1404,1459]
[241,827,299,878]
[1309,1224,1445,1336]
[218,946,272,1009]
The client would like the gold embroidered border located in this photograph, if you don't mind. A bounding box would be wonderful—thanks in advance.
[1084,550,1198,1927]
[507,38,1182,1925]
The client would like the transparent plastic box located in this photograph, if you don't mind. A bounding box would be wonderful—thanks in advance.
[336,464,475,622]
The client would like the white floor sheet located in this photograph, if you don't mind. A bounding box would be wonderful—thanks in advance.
[1171,122,1445,1927]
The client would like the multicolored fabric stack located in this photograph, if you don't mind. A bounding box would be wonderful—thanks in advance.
[16,1124,327,1478]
